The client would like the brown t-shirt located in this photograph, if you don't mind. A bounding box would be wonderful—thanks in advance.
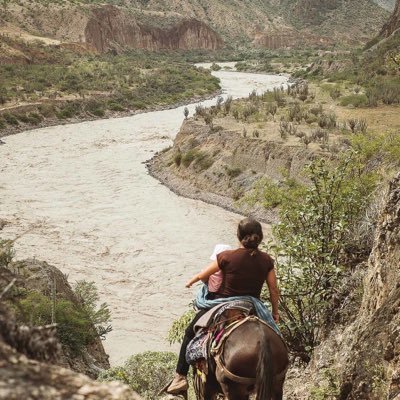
[216,248,274,299]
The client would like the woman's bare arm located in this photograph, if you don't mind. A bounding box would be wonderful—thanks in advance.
[185,260,220,288]
[266,269,280,322]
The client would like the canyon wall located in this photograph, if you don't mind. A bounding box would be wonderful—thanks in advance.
[285,173,400,400]
[380,0,400,37]
[85,6,223,52]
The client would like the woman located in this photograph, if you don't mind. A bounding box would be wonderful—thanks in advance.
[166,217,280,395]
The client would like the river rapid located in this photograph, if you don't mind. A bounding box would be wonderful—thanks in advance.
[0,67,288,365]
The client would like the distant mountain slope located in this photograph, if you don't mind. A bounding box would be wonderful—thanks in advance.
[123,0,390,46]
[0,0,390,49]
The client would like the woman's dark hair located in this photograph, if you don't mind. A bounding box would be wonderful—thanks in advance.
[237,218,263,249]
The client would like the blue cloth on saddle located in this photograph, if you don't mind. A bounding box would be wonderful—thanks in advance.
[195,284,281,336]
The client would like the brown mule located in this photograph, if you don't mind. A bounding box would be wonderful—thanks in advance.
[193,316,288,400]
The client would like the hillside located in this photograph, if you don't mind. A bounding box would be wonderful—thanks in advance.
[0,0,390,50]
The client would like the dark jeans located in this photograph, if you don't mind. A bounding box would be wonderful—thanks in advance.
[176,309,208,375]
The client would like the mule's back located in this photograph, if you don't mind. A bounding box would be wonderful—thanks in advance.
[220,319,288,399]
[224,319,288,378]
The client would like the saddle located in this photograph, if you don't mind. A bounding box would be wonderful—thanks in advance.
[186,300,255,366]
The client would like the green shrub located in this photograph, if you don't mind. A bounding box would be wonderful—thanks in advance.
[27,112,43,125]
[16,291,97,355]
[99,351,178,399]
[91,108,105,117]
[318,112,337,129]
[339,94,368,107]
[3,113,19,126]
[74,280,112,339]
[108,102,125,112]
[16,113,30,123]
[210,63,221,71]
[194,152,214,171]
[268,155,377,362]
[56,103,81,119]
[168,308,196,344]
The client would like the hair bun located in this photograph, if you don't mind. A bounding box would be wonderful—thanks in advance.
[241,234,261,249]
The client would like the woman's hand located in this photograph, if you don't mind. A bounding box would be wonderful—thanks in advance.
[185,261,220,289]
[185,280,193,288]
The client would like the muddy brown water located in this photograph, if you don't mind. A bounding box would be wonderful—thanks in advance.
[0,68,288,365]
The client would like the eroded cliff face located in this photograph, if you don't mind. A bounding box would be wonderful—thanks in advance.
[148,119,317,223]
[0,3,223,54]
[380,0,400,37]
[285,173,400,400]
[85,6,223,52]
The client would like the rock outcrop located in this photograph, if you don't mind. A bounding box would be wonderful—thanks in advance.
[0,335,142,400]
[85,6,223,52]
[379,0,400,37]
[285,173,400,400]
[1,259,110,379]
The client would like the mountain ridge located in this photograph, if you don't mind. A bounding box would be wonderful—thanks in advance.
[0,0,390,50]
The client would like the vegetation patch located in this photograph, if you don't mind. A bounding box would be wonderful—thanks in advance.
[99,351,178,399]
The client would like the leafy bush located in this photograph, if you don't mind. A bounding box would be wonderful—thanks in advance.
[318,112,337,129]
[3,113,19,126]
[74,280,112,339]
[340,94,368,107]
[168,308,196,344]
[16,291,98,355]
[243,177,304,210]
[99,351,178,399]
[267,155,377,362]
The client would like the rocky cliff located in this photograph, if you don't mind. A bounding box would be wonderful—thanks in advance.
[85,6,223,52]
[0,308,142,400]
[0,258,110,379]
[285,173,400,400]
[0,2,223,53]
[379,0,400,37]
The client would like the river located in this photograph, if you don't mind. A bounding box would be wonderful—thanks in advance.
[0,67,288,365]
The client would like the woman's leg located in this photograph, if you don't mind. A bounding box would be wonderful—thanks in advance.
[167,309,209,393]
[176,309,208,375]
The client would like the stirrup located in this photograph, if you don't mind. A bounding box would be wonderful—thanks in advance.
[158,379,188,399]
[158,379,173,396]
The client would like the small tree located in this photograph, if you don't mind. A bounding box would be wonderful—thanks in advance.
[266,154,377,362]
[183,107,189,120]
